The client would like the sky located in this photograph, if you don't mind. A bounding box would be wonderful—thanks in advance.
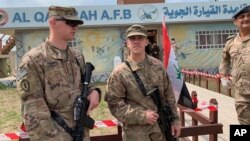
[0,0,236,7]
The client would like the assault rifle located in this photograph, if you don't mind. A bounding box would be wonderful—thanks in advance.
[73,62,95,141]
[147,86,177,141]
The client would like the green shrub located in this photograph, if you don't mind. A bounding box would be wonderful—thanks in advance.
[0,83,7,90]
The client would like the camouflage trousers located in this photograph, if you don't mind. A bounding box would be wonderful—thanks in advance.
[235,102,250,125]
[28,123,90,141]
[122,131,166,141]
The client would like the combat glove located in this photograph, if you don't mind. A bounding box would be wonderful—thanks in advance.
[220,77,232,89]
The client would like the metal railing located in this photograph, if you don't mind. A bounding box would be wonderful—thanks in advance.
[182,70,232,97]
[18,95,223,141]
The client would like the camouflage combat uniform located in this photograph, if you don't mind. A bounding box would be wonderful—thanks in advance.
[105,55,180,141]
[219,34,250,124]
[17,39,97,141]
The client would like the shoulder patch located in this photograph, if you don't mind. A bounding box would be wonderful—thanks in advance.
[20,79,30,92]
[227,34,236,41]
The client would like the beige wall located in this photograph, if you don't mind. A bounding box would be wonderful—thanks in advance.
[0,30,15,36]
[8,51,16,76]
[0,55,9,78]
[0,51,16,78]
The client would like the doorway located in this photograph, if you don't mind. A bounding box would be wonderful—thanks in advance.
[146,29,161,60]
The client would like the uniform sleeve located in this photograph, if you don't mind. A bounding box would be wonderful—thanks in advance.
[219,41,232,76]
[163,71,180,125]
[104,71,146,125]
[17,55,59,140]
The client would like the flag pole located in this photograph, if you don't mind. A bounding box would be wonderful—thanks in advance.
[161,14,195,109]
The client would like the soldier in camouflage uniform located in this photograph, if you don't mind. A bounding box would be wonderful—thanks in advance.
[105,25,181,141]
[16,6,101,141]
[219,5,250,125]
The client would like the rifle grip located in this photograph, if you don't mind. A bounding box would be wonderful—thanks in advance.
[83,115,95,129]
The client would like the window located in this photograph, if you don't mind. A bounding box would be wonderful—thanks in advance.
[195,29,238,49]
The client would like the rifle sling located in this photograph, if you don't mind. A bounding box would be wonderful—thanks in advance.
[51,111,73,136]
[125,62,176,140]
[125,61,147,96]
[49,52,83,137]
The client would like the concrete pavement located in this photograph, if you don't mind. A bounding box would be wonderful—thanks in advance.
[185,82,238,141]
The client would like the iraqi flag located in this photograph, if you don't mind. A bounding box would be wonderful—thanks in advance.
[162,15,195,109]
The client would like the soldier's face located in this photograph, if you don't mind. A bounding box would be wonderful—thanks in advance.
[126,35,148,54]
[234,12,250,30]
[54,18,79,41]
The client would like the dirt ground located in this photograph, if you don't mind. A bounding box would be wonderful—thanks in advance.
[0,83,117,137]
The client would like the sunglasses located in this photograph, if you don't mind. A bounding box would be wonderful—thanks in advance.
[55,19,79,28]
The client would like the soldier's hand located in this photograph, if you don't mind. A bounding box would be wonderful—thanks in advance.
[171,123,181,138]
[87,90,100,114]
[144,110,159,125]
[220,77,232,89]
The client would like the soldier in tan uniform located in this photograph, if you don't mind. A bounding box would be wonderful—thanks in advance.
[16,6,101,141]
[105,25,181,141]
[151,41,160,60]
[219,5,250,125]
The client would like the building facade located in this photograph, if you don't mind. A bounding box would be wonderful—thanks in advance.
[0,1,249,82]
